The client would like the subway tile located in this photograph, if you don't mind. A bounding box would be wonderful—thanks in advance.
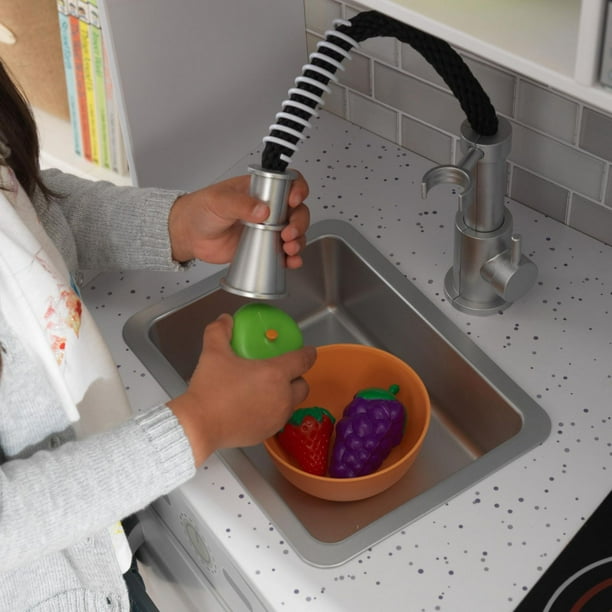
[463,57,516,118]
[345,5,399,66]
[339,50,371,95]
[401,115,453,164]
[375,63,464,136]
[509,166,568,223]
[516,81,578,143]
[304,0,341,36]
[509,122,605,201]
[569,194,612,246]
[357,36,399,67]
[324,82,347,118]
[398,48,515,118]
[348,92,398,142]
[579,108,612,163]
[400,45,449,89]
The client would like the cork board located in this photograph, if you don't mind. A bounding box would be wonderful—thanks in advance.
[0,0,69,119]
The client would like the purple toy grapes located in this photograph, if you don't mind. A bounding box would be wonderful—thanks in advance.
[329,384,406,478]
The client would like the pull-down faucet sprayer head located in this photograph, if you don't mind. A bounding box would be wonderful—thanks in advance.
[220,165,297,300]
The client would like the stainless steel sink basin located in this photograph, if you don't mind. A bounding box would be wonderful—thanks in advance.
[123,219,551,567]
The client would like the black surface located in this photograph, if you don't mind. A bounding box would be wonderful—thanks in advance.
[515,490,612,611]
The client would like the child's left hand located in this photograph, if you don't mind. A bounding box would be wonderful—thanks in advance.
[167,171,310,267]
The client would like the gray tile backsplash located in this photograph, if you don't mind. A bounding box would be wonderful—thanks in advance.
[516,81,578,143]
[463,57,516,119]
[509,123,605,201]
[374,64,465,136]
[570,194,612,245]
[509,167,569,224]
[304,0,612,246]
[341,49,371,95]
[580,108,612,163]
[348,91,398,141]
[401,115,452,165]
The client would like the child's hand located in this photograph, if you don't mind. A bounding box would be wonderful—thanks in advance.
[167,172,310,267]
[167,314,316,467]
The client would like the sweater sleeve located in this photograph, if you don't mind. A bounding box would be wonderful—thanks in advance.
[37,168,187,271]
[0,405,195,573]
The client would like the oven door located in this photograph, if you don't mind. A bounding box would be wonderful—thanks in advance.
[135,508,228,612]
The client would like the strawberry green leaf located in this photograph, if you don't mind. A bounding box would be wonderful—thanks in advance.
[286,406,335,427]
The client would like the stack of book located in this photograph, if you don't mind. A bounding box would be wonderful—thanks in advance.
[57,0,128,174]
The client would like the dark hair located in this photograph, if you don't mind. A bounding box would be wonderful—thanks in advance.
[0,59,55,199]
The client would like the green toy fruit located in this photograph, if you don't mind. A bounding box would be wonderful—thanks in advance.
[231,302,303,359]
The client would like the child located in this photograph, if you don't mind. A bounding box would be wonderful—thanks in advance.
[0,59,315,610]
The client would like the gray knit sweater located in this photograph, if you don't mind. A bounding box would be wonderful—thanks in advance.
[0,169,196,611]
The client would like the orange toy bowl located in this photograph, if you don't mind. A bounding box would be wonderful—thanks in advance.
[263,344,431,502]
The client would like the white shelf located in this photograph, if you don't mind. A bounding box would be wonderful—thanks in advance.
[357,0,612,113]
[34,107,132,185]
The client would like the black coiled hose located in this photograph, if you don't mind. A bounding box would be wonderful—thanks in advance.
[261,10,498,172]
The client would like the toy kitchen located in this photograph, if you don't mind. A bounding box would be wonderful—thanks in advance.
[92,0,612,610]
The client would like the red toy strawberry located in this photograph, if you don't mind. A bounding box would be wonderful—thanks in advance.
[276,407,335,476]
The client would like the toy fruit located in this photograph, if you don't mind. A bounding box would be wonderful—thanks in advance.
[231,302,303,359]
[329,384,406,478]
[276,407,335,476]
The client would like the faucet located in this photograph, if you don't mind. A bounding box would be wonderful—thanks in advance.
[422,116,537,315]
[221,11,538,315]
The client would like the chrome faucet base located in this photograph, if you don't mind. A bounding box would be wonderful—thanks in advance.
[444,208,538,315]
[444,209,514,315]
[444,269,508,315]
[423,116,537,316]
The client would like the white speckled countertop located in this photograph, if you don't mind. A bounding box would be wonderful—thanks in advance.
[83,112,612,611]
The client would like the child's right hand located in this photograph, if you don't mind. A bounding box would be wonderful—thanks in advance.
[167,313,316,467]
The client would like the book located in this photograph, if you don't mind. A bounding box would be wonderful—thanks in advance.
[56,1,82,156]
[56,0,128,173]
[78,0,99,164]
[67,0,91,160]
[88,0,110,168]
[102,42,129,175]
